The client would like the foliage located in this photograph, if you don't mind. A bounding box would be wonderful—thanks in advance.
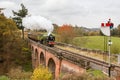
[12,3,28,39]
[8,67,32,80]
[88,31,100,36]
[31,65,52,80]
[110,24,120,37]
[12,3,28,28]
[54,24,120,37]
[0,76,9,80]
[22,61,32,72]
[117,24,120,37]
[53,23,59,34]
[61,73,88,80]
[12,4,28,18]
[12,39,32,71]
[111,28,118,36]
[0,14,18,52]
[56,24,76,43]
[87,69,106,78]
[1,37,32,74]
[61,71,113,80]
[73,26,85,37]
[0,14,32,74]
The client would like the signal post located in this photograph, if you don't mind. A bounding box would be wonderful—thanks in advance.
[101,19,114,77]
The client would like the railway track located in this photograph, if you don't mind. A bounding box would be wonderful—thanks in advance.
[54,45,119,66]
[54,42,120,76]
[30,39,120,77]
[55,47,120,77]
[55,42,119,64]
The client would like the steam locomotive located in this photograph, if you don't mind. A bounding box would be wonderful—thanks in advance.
[28,33,55,47]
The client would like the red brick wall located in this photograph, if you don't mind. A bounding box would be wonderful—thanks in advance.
[61,60,85,74]
[31,43,85,80]
[116,76,120,80]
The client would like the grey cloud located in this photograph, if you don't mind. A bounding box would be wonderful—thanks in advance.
[0,1,16,8]
[1,0,120,28]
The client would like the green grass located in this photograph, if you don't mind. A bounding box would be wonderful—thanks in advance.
[0,76,9,80]
[73,36,120,54]
[87,69,105,77]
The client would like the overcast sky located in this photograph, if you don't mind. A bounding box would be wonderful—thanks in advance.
[0,0,120,28]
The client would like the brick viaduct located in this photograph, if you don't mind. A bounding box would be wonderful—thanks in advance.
[29,40,85,79]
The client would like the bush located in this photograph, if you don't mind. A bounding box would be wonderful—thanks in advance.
[8,67,32,80]
[61,70,114,80]
[87,69,109,80]
[0,76,9,80]
[31,65,52,80]
[62,73,88,80]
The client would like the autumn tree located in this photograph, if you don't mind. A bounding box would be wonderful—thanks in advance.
[0,14,32,74]
[0,14,18,52]
[12,3,28,39]
[0,14,18,73]
[56,24,76,43]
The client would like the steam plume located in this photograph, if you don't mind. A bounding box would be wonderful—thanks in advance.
[23,15,53,35]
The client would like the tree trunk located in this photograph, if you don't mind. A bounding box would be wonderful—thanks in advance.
[22,28,24,40]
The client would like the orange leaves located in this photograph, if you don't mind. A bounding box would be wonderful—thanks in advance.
[56,24,75,43]
[57,24,74,35]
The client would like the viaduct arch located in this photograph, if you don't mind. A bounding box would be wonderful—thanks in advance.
[40,52,45,66]
[30,41,85,80]
[48,58,56,78]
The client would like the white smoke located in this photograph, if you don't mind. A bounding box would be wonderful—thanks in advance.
[23,15,54,35]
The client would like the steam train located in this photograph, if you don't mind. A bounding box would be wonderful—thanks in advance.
[28,33,55,47]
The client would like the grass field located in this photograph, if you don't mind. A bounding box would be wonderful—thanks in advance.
[73,36,120,54]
